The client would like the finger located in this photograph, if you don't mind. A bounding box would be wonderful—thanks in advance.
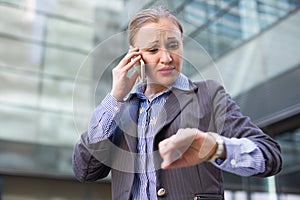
[161,156,185,169]
[159,136,183,167]
[120,48,141,66]
[117,52,141,70]
[173,129,199,150]
[161,149,182,168]
[158,135,176,156]
[124,54,142,72]
[159,134,176,146]
[160,133,190,156]
[160,145,184,169]
[129,46,139,52]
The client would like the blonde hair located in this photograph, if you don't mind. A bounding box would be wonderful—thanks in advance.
[128,6,183,46]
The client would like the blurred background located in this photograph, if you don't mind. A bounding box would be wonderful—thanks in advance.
[0,0,300,199]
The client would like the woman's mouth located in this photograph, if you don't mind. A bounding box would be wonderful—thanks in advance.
[158,66,175,75]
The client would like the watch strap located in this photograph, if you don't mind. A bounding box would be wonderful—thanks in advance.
[207,132,224,161]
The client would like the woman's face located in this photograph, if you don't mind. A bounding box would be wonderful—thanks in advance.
[133,18,183,87]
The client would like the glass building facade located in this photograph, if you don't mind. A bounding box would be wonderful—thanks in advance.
[0,0,299,199]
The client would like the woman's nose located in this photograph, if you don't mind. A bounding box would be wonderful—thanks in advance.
[159,49,172,64]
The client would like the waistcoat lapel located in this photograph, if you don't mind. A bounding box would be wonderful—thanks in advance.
[153,85,199,137]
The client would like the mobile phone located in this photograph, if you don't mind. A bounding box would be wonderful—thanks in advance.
[140,59,146,82]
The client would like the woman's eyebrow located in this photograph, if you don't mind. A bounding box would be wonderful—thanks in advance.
[139,40,159,50]
[145,40,159,46]
[140,37,179,50]
[167,36,179,41]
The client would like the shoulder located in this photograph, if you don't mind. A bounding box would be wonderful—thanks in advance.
[191,79,226,95]
[193,79,223,88]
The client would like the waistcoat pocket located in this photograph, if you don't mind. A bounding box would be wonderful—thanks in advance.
[193,193,223,200]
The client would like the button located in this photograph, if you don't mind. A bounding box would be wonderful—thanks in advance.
[194,197,200,200]
[157,188,166,197]
[113,106,119,112]
[230,159,237,166]
[139,108,144,114]
[150,117,158,125]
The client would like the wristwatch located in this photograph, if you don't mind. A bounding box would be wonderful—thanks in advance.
[207,132,224,161]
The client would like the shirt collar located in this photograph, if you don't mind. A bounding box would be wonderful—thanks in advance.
[171,73,191,91]
[126,73,192,100]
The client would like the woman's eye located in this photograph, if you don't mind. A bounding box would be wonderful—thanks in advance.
[167,42,179,50]
[148,48,158,53]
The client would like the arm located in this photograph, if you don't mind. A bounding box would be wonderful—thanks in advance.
[208,80,282,177]
[72,94,124,182]
[158,80,282,177]
[72,133,111,182]
[158,128,268,177]
[72,47,142,182]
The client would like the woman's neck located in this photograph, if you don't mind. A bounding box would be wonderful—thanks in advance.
[144,83,168,100]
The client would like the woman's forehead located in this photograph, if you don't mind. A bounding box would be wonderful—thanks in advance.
[134,22,181,47]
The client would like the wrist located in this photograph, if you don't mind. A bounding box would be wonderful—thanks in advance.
[110,90,124,102]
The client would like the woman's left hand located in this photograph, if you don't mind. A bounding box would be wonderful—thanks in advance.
[158,128,218,169]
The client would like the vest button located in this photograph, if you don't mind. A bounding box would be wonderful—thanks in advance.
[157,187,166,197]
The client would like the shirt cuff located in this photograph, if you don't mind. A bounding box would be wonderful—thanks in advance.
[100,93,125,116]
[211,137,265,176]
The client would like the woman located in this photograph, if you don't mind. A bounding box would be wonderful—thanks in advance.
[72,6,282,200]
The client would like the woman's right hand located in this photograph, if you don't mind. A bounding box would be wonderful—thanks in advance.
[110,47,141,101]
